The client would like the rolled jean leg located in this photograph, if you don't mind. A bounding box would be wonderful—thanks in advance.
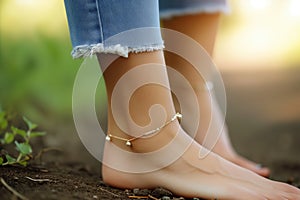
[64,0,164,58]
[159,0,230,19]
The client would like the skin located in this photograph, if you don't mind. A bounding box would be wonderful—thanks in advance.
[162,13,270,176]
[98,51,300,199]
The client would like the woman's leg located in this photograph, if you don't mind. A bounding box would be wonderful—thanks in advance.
[65,1,300,198]
[99,50,299,199]
[162,13,270,177]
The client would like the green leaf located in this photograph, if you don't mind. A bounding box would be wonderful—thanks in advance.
[0,120,8,131]
[15,141,32,155]
[0,157,3,165]
[0,112,8,131]
[4,132,14,144]
[5,154,16,163]
[30,131,46,138]
[11,126,26,137]
[23,116,37,130]
[18,160,27,166]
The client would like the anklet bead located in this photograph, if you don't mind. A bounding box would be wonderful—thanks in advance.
[105,135,111,141]
[126,141,132,146]
[175,113,182,119]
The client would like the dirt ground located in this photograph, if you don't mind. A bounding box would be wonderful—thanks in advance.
[1,68,300,200]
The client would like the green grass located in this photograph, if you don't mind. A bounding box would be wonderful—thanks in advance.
[0,34,81,120]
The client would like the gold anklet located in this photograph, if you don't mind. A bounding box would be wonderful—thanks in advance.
[105,112,182,147]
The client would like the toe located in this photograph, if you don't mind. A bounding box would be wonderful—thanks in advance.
[231,155,270,177]
[251,165,270,177]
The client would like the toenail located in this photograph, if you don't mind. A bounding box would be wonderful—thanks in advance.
[256,164,262,169]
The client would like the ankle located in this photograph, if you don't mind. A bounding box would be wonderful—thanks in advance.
[106,113,182,153]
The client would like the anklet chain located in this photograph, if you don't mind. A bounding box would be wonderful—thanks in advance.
[106,112,182,147]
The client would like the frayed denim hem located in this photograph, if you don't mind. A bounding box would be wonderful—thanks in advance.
[160,6,231,19]
[71,43,165,59]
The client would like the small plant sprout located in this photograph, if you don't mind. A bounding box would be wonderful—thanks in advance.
[0,110,46,166]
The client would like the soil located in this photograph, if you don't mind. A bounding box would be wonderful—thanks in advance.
[1,69,300,200]
[0,161,299,200]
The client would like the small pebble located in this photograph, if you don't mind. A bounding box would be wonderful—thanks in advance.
[193,198,200,200]
[133,188,139,194]
[74,185,78,189]
[98,181,107,187]
[286,177,294,184]
[133,188,151,196]
[151,187,173,198]
[92,195,98,199]
[124,189,131,195]
[162,196,171,200]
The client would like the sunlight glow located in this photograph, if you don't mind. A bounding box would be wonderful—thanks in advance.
[289,0,300,17]
[215,0,300,70]
[249,0,271,10]
[15,0,35,5]
[0,0,68,36]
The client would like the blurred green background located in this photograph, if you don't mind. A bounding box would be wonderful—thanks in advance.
[1,0,300,165]
[0,0,79,120]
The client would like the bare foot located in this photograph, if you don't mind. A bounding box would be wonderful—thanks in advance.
[165,51,271,177]
[102,123,300,200]
[171,79,271,177]
[194,94,270,177]
[214,132,271,177]
[102,121,300,199]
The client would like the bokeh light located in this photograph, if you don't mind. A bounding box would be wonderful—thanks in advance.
[0,0,68,36]
[215,0,300,70]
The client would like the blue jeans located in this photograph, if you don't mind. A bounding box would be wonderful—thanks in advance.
[64,0,229,58]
